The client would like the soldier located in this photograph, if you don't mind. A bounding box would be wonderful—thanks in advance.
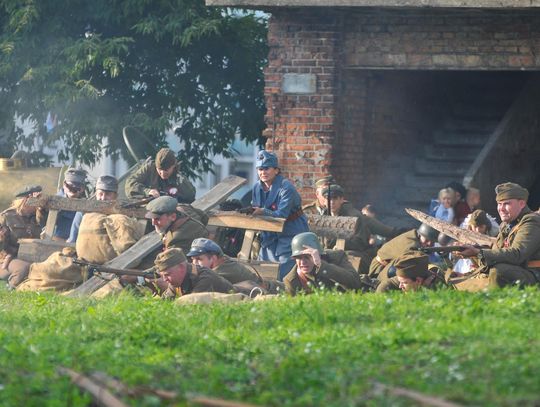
[283,232,371,296]
[187,238,259,284]
[67,175,119,243]
[251,150,309,281]
[460,182,540,288]
[302,175,335,215]
[54,168,87,241]
[0,187,44,280]
[125,148,196,203]
[369,222,439,288]
[393,252,447,293]
[145,196,208,252]
[320,184,400,274]
[155,248,234,298]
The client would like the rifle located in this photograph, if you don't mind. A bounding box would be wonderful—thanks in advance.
[237,206,256,215]
[414,245,482,254]
[120,196,156,209]
[71,258,158,279]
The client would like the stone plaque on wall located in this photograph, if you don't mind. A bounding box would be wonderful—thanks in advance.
[282,73,317,94]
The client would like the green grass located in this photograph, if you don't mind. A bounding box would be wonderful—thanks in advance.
[0,286,539,406]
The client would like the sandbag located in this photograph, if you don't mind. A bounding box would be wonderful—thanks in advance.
[16,248,83,292]
[91,279,125,299]
[175,292,247,305]
[76,213,144,264]
[451,274,490,292]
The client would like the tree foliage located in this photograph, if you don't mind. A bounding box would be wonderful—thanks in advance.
[0,0,267,176]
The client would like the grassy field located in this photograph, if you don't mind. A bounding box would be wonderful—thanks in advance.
[0,286,539,406]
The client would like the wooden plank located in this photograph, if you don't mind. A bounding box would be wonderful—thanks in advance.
[26,195,147,218]
[237,259,279,280]
[67,176,248,297]
[191,175,247,212]
[208,211,284,233]
[238,230,256,260]
[306,214,358,240]
[17,239,75,263]
[42,209,58,239]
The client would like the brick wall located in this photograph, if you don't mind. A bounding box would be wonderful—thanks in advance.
[263,9,342,202]
[264,7,540,206]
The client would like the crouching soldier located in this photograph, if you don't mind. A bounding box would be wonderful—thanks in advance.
[283,232,374,295]
[392,252,448,293]
[155,248,233,299]
[187,238,259,284]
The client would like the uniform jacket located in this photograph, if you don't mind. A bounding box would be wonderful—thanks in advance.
[251,174,309,257]
[125,159,196,203]
[482,207,540,269]
[163,215,209,252]
[163,264,233,298]
[283,250,361,295]
[369,229,420,277]
[0,208,42,256]
[214,256,259,284]
[302,200,325,215]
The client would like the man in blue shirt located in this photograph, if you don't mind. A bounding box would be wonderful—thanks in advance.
[251,150,309,280]
[53,168,87,241]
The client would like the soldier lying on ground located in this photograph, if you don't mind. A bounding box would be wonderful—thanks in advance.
[187,238,259,284]
[125,148,196,203]
[283,232,376,295]
[370,223,439,292]
[120,195,208,291]
[320,184,401,274]
[391,252,448,293]
[156,248,233,299]
[459,182,540,288]
[0,186,44,282]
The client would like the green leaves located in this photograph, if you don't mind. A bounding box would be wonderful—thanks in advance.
[0,0,267,172]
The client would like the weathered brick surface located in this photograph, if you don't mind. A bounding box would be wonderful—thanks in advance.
[264,7,540,207]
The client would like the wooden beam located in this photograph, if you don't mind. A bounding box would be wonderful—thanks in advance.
[238,230,257,260]
[42,209,58,239]
[208,212,284,233]
[306,214,358,240]
[17,239,75,263]
[67,176,248,297]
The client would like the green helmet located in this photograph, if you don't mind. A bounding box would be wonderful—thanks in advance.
[417,223,439,242]
[291,232,323,257]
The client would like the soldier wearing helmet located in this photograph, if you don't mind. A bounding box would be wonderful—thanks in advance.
[283,232,366,295]
[368,223,438,287]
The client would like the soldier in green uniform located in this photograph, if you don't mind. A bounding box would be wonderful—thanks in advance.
[369,223,439,291]
[319,184,400,274]
[155,248,233,299]
[145,196,208,252]
[460,182,540,288]
[125,148,196,203]
[283,232,375,295]
[393,252,447,292]
[187,238,259,284]
[302,175,335,215]
[0,187,44,280]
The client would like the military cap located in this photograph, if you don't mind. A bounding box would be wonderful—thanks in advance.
[64,168,87,185]
[321,184,345,198]
[469,209,490,227]
[145,196,178,219]
[95,175,118,192]
[155,248,187,272]
[256,150,278,169]
[15,185,42,198]
[395,252,430,280]
[156,148,177,170]
[291,232,323,257]
[187,238,223,257]
[314,175,335,189]
[495,182,529,202]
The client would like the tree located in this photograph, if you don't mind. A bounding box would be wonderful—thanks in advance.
[0,0,267,176]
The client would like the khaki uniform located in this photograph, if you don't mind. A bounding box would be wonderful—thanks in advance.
[368,229,420,281]
[302,200,325,215]
[0,208,42,280]
[213,256,259,284]
[481,207,540,288]
[125,159,196,203]
[283,250,363,295]
[322,202,397,274]
[377,268,448,293]
[163,263,233,298]
[163,216,208,252]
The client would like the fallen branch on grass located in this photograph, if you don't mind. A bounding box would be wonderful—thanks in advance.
[373,382,464,407]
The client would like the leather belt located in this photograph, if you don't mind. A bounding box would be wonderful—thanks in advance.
[527,260,540,268]
[287,209,304,222]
